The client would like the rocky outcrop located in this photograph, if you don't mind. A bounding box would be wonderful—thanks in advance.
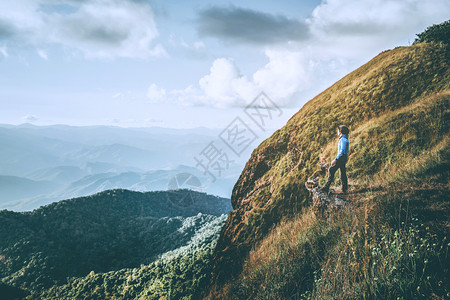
[304,164,349,217]
[305,177,349,218]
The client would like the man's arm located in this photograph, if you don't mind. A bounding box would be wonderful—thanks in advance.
[335,138,345,161]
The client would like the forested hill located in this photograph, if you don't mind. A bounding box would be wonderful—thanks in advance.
[0,189,231,297]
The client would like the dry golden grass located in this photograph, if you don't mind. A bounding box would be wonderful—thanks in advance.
[223,182,448,299]
[245,207,317,271]
[369,135,449,187]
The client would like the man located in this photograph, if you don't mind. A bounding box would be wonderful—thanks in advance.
[320,125,349,193]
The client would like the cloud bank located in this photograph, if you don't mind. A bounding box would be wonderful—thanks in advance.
[197,6,309,45]
[147,53,313,108]
[0,0,165,59]
[153,0,448,108]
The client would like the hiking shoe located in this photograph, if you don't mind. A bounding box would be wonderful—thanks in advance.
[335,189,347,194]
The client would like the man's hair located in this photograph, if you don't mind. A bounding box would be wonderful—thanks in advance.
[339,125,349,135]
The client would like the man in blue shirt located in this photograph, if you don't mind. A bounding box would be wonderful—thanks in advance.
[320,125,349,193]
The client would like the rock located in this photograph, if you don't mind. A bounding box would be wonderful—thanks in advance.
[305,182,349,217]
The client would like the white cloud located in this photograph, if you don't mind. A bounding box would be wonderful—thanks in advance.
[199,58,255,107]
[0,46,7,58]
[147,83,167,102]
[49,0,164,59]
[37,49,48,60]
[147,44,168,58]
[0,0,166,59]
[169,38,208,59]
[180,40,206,51]
[195,54,312,107]
[307,0,450,58]
[147,54,311,108]
[22,115,38,123]
[145,117,164,124]
[146,59,256,107]
[253,50,311,105]
[168,85,204,106]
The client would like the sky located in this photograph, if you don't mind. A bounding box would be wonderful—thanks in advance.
[0,0,449,129]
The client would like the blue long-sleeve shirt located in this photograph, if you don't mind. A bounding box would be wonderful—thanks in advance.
[336,134,349,161]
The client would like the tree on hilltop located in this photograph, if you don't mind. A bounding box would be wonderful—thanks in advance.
[413,20,450,45]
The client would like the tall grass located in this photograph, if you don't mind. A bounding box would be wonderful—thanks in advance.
[222,207,339,299]
[309,194,449,300]
[221,188,449,299]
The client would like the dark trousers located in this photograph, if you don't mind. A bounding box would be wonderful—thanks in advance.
[324,159,348,191]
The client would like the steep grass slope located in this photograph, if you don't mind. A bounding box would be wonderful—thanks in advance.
[207,42,449,298]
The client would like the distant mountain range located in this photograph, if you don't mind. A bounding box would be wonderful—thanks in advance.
[0,124,252,211]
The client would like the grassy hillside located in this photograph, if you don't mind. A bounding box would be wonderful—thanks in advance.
[0,189,231,298]
[207,41,449,298]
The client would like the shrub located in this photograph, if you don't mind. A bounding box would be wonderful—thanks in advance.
[414,20,450,45]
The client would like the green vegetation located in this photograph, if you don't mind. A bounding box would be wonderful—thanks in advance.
[37,237,218,299]
[414,20,450,45]
[0,189,230,299]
